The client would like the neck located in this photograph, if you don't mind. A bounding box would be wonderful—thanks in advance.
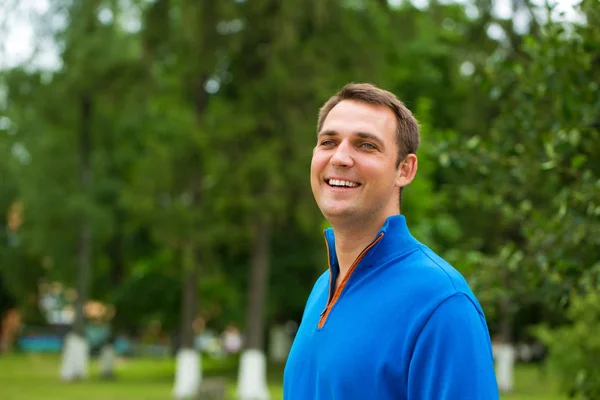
[331,217,387,286]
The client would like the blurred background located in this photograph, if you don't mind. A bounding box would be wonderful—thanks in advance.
[0,0,598,399]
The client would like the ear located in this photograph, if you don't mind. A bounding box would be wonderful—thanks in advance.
[395,154,418,188]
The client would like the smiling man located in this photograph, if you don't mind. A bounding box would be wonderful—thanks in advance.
[283,83,499,399]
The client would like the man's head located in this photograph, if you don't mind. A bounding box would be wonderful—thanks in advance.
[317,83,420,167]
[311,83,420,227]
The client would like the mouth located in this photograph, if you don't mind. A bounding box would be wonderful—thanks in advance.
[325,178,361,188]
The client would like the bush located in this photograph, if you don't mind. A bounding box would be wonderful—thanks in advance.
[535,287,600,399]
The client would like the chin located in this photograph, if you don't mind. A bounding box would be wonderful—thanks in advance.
[320,206,355,221]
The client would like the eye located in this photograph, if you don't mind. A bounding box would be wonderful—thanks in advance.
[360,142,377,150]
[320,140,336,146]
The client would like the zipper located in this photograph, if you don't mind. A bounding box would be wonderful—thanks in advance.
[320,234,335,318]
[318,232,384,329]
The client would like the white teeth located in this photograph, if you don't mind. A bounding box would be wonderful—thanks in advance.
[328,179,359,188]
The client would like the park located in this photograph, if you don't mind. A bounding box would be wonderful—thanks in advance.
[1,0,599,399]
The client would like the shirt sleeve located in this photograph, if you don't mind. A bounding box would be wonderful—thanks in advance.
[407,293,500,400]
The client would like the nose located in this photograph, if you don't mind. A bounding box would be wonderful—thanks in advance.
[330,140,354,167]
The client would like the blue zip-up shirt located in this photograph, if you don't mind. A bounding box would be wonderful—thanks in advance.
[283,215,499,399]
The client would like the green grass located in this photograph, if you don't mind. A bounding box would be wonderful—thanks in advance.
[0,353,564,399]
[503,365,566,400]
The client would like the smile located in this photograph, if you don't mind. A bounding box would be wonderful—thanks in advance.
[326,179,360,188]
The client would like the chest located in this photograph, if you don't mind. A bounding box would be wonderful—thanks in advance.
[286,274,420,399]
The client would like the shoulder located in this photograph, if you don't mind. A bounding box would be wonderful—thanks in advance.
[384,244,484,315]
[417,246,475,293]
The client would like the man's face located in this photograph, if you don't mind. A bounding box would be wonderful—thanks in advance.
[311,100,407,226]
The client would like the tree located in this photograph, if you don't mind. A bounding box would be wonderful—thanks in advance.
[445,0,600,394]
[126,0,237,396]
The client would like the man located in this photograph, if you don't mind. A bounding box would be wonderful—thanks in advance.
[283,83,499,399]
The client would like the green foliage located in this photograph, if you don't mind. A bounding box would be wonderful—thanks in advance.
[2,0,599,392]
[444,0,600,395]
[535,286,600,399]
[0,0,522,331]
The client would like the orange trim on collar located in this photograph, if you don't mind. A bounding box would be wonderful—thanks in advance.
[318,233,384,329]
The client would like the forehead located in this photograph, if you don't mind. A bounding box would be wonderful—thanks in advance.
[320,100,397,140]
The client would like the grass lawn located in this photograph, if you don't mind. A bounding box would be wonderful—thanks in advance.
[0,353,565,399]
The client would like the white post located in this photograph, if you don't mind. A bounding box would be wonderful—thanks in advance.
[237,349,270,400]
[99,343,116,379]
[494,342,516,393]
[173,348,201,399]
[60,332,89,381]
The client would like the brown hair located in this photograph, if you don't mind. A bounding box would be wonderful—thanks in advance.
[317,83,420,210]
[317,82,420,166]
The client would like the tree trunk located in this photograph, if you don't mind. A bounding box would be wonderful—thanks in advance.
[99,213,124,380]
[180,244,198,350]
[61,94,92,381]
[237,215,271,400]
[246,216,270,350]
[173,1,214,395]
[173,243,201,399]
[75,94,92,336]
[108,211,125,287]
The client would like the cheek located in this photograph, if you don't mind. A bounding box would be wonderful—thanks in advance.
[360,160,385,178]
[310,159,318,180]
[363,161,398,186]
[310,153,327,176]
[310,158,323,196]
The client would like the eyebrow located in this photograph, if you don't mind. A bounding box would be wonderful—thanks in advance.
[318,130,385,148]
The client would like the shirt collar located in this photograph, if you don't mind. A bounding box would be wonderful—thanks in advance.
[324,214,420,274]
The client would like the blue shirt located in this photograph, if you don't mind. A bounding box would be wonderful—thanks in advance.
[283,215,499,399]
